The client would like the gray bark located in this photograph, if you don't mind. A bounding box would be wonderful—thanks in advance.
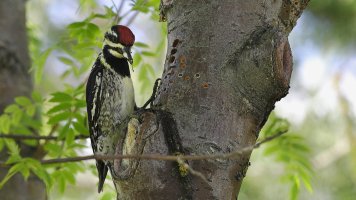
[0,0,46,199]
[113,0,308,199]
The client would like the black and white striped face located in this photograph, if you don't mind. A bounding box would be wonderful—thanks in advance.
[103,25,135,64]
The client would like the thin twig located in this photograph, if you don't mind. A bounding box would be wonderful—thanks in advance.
[0,130,287,167]
[117,0,125,14]
[254,130,287,148]
[177,158,209,184]
[123,0,148,26]
[111,0,119,11]
[125,11,140,26]
[112,0,126,24]
[0,134,88,140]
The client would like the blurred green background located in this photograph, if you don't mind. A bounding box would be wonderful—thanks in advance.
[21,0,356,199]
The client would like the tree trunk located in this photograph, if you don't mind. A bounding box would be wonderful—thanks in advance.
[0,0,46,199]
[113,0,309,199]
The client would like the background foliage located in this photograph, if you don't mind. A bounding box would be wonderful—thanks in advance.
[0,0,355,199]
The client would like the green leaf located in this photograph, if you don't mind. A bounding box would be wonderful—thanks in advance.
[133,53,142,66]
[58,122,71,139]
[301,175,313,193]
[6,154,22,165]
[23,116,42,130]
[73,121,89,135]
[102,6,116,19]
[58,173,66,193]
[11,109,23,125]
[58,56,75,66]
[138,63,148,80]
[132,0,150,13]
[49,92,73,102]
[101,192,116,200]
[73,84,85,96]
[60,70,71,79]
[4,140,20,155]
[47,111,71,125]
[12,126,33,136]
[4,104,20,113]
[32,166,52,189]
[31,91,42,103]
[87,23,100,35]
[146,63,156,77]
[15,96,32,107]
[290,179,299,200]
[34,48,52,84]
[73,99,86,108]
[0,115,11,133]
[67,21,86,30]
[62,169,76,184]
[47,102,72,114]
[65,128,75,146]
[135,42,149,48]
[24,158,51,186]
[20,164,30,180]
[0,162,24,189]
[261,113,313,199]
[26,104,36,117]
[141,51,156,57]
[44,143,63,157]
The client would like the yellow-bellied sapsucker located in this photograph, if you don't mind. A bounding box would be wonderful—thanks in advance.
[86,25,135,193]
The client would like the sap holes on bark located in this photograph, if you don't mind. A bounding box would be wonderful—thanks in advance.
[178,73,183,78]
[194,73,200,79]
[170,48,177,55]
[179,55,187,69]
[180,62,186,69]
[202,82,209,89]
[183,75,190,81]
[169,46,178,68]
[169,55,175,63]
[172,39,180,47]
[179,55,186,64]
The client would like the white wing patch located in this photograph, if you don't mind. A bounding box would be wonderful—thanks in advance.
[91,72,102,121]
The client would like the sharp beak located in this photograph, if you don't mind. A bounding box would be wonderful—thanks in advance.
[124,46,133,65]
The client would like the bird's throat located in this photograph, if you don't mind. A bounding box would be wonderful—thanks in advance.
[101,47,131,77]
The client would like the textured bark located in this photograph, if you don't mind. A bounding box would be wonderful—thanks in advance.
[0,0,46,199]
[113,0,309,199]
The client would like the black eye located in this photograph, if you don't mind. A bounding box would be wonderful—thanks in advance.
[111,35,118,43]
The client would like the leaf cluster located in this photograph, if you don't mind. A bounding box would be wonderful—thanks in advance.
[260,114,314,200]
[1,0,165,197]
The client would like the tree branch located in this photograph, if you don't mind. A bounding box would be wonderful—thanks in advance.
[0,134,88,140]
[0,130,287,167]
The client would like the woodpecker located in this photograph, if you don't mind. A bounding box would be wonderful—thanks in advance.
[86,25,135,193]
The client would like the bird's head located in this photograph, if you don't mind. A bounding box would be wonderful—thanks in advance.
[104,25,135,64]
